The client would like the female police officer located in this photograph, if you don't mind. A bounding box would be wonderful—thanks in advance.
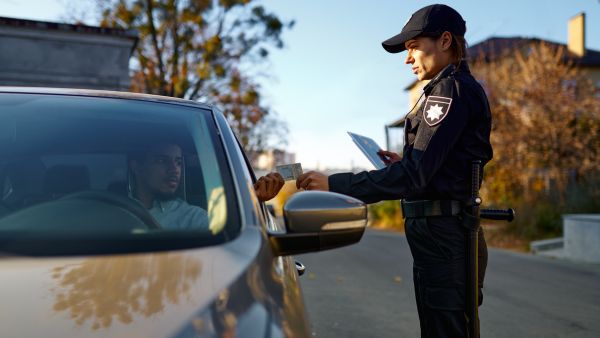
[296,4,493,337]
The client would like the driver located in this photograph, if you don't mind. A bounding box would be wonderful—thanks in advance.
[129,141,283,230]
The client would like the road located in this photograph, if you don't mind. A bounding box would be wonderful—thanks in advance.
[297,228,600,338]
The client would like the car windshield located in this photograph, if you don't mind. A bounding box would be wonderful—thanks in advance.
[0,93,239,255]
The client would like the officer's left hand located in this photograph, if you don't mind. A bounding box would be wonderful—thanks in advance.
[296,171,329,191]
[377,149,402,165]
[254,172,284,202]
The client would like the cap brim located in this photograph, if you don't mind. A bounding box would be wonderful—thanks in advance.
[381,30,422,53]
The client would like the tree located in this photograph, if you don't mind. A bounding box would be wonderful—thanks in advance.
[96,0,293,152]
[472,42,600,238]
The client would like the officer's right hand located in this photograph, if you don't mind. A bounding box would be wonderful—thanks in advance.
[296,171,329,191]
[377,150,401,165]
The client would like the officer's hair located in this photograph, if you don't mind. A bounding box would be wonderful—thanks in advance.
[450,33,468,64]
[422,31,468,65]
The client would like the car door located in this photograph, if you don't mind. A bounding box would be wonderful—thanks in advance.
[211,107,312,337]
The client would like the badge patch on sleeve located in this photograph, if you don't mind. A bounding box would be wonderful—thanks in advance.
[423,95,452,126]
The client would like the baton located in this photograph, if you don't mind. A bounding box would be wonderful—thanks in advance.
[467,160,481,338]
[467,165,515,338]
[480,208,515,222]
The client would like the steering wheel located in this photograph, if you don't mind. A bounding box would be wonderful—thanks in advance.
[0,201,11,216]
[59,190,162,229]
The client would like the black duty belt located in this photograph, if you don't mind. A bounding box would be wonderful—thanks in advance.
[401,200,462,218]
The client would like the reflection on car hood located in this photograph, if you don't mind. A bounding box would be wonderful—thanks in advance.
[0,227,264,338]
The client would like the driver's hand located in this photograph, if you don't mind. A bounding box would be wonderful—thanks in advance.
[254,172,284,202]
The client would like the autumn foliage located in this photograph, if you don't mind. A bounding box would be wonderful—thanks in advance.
[472,42,600,238]
[96,0,293,152]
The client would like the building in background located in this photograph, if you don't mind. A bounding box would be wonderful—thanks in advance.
[0,17,137,91]
[249,149,296,178]
[384,12,600,152]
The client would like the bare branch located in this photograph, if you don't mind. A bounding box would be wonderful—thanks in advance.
[145,0,167,94]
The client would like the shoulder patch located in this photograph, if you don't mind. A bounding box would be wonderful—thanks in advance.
[423,95,452,126]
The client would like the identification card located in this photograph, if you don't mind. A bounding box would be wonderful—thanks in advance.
[276,163,303,181]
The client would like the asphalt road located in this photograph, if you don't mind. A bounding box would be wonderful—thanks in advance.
[297,228,600,338]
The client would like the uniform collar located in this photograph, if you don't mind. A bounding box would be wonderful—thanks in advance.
[423,60,470,94]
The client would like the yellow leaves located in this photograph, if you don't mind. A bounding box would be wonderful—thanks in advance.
[196,61,211,80]
[472,41,600,207]
[204,35,222,55]
[115,1,136,27]
[181,8,202,24]
[241,89,258,105]
[229,72,241,91]
[214,64,225,77]
[219,0,250,10]
[514,43,576,90]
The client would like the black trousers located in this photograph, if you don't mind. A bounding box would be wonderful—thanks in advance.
[405,216,487,338]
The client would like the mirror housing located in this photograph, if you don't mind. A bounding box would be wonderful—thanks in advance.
[269,191,367,256]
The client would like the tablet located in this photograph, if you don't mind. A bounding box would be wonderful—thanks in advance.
[347,132,386,170]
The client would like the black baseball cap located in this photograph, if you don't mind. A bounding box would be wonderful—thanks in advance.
[382,4,466,53]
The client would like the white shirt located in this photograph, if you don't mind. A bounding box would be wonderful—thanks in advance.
[147,198,209,230]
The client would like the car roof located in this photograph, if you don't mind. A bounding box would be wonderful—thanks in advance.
[0,86,214,110]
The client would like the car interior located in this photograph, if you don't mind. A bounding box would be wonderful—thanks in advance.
[0,114,211,231]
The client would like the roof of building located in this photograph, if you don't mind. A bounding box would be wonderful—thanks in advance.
[0,16,137,39]
[403,36,600,91]
[469,36,600,66]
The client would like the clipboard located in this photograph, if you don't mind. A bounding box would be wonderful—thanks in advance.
[347,132,386,170]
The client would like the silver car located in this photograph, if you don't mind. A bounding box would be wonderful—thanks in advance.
[0,88,367,337]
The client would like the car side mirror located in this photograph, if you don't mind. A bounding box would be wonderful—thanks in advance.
[268,191,367,256]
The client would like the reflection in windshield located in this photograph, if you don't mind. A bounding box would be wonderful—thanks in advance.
[50,253,201,329]
[208,187,227,235]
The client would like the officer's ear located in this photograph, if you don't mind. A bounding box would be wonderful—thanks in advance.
[438,31,453,52]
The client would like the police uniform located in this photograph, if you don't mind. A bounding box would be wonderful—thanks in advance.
[328,4,493,337]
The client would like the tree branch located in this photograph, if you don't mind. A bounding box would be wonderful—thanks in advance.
[169,0,180,97]
[145,0,167,94]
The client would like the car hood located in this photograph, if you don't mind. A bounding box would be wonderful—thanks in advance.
[0,226,287,338]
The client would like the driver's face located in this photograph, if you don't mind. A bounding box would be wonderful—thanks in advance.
[136,144,183,197]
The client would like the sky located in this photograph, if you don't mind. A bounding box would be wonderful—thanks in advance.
[2,0,600,170]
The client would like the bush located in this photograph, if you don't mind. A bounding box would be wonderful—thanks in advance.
[368,200,404,231]
[501,179,600,241]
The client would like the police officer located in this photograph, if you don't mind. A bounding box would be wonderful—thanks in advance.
[296,4,492,337]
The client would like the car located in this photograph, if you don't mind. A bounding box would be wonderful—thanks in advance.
[0,87,367,337]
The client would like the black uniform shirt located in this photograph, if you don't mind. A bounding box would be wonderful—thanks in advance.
[329,62,493,204]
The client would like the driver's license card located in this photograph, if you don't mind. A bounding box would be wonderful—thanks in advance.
[276,163,303,181]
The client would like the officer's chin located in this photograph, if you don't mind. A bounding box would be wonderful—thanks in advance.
[418,73,431,81]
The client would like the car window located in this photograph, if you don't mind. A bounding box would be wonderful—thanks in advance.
[0,93,239,255]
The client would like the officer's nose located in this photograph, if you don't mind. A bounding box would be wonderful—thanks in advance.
[405,51,414,65]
